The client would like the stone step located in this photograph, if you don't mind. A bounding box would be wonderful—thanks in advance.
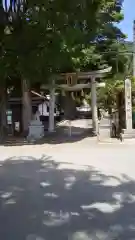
[121,129,135,140]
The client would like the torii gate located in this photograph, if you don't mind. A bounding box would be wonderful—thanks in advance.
[41,67,112,135]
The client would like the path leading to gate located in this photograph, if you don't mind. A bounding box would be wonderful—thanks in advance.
[57,118,93,131]
[57,116,111,140]
[0,140,135,239]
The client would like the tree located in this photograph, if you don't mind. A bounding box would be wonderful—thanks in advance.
[97,40,134,113]
[0,0,126,135]
[0,0,28,138]
[9,0,124,73]
[2,0,125,80]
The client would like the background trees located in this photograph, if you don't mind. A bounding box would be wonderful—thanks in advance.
[0,0,129,137]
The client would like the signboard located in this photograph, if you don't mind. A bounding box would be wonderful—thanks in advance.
[125,78,132,130]
[66,73,77,86]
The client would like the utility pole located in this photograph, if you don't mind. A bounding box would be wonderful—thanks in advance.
[133,20,135,78]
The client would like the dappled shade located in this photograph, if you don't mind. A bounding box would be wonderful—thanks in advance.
[0,156,135,239]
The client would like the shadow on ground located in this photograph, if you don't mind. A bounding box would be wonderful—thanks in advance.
[0,155,134,239]
[3,127,94,147]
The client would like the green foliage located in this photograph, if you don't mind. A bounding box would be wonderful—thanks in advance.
[0,0,125,88]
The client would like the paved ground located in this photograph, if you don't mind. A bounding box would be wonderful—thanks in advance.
[57,117,111,139]
[0,118,134,240]
[0,137,135,239]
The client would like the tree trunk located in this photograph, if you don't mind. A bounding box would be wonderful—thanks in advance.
[22,79,32,136]
[0,86,7,142]
[64,92,77,120]
[48,86,55,132]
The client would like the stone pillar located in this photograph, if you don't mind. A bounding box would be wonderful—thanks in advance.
[48,83,55,133]
[91,76,98,134]
[133,20,135,78]
[121,78,135,140]
[125,78,132,130]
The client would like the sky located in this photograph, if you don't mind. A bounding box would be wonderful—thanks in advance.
[119,0,135,41]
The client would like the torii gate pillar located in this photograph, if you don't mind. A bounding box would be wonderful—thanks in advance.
[91,76,98,135]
